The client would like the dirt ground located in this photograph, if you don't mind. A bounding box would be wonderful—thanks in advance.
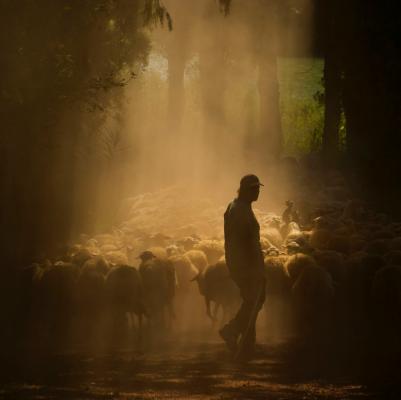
[1,338,401,400]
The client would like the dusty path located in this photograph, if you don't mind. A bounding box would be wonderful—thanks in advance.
[1,340,400,399]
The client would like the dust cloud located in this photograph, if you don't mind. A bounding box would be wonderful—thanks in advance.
[98,0,315,223]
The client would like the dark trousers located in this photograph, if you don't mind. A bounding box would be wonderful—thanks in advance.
[225,277,266,350]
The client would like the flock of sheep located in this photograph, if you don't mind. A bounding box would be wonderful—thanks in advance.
[15,174,401,354]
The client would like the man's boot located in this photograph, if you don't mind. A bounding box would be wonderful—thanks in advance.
[219,325,238,353]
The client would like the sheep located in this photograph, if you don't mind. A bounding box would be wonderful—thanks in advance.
[146,246,168,260]
[370,229,394,241]
[261,223,283,249]
[372,265,401,316]
[16,263,47,342]
[349,234,367,252]
[81,255,110,275]
[312,215,341,231]
[264,255,292,340]
[176,236,200,251]
[167,254,203,330]
[184,249,208,273]
[384,250,401,266]
[93,233,117,246]
[282,200,300,226]
[193,239,224,265]
[313,250,346,287]
[72,248,92,268]
[364,239,390,256]
[191,261,240,323]
[389,237,401,252]
[313,250,348,333]
[104,250,129,265]
[260,236,273,251]
[345,252,386,336]
[138,252,176,330]
[284,222,303,243]
[39,261,80,345]
[284,254,335,340]
[146,233,172,248]
[326,234,350,254]
[76,258,107,343]
[342,199,365,221]
[309,229,332,250]
[371,265,401,349]
[285,253,317,283]
[265,255,291,298]
[169,254,199,293]
[105,265,145,344]
[100,244,120,254]
[166,244,183,257]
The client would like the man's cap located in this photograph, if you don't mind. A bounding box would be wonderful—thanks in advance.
[240,174,264,188]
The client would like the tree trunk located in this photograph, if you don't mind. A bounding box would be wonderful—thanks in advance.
[258,56,283,162]
[322,55,342,161]
[258,1,282,162]
[167,41,187,135]
[322,0,342,162]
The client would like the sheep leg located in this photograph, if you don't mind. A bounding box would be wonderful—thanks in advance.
[168,301,176,325]
[137,313,143,347]
[212,302,220,321]
[206,297,216,322]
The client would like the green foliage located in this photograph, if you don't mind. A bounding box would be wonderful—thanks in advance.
[143,0,172,30]
[278,57,325,156]
[0,0,175,262]
[0,0,151,118]
[218,0,232,15]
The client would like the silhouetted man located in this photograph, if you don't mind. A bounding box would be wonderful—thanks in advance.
[220,174,266,360]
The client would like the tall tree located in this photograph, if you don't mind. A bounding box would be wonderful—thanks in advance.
[0,0,164,268]
[320,0,342,162]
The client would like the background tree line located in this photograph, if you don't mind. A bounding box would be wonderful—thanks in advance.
[0,0,400,275]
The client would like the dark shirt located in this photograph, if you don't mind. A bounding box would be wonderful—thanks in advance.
[224,198,264,281]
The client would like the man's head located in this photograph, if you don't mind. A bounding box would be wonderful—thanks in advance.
[238,174,264,203]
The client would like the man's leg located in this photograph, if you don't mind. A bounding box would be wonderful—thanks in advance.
[220,279,264,352]
[236,280,266,358]
[220,280,251,351]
